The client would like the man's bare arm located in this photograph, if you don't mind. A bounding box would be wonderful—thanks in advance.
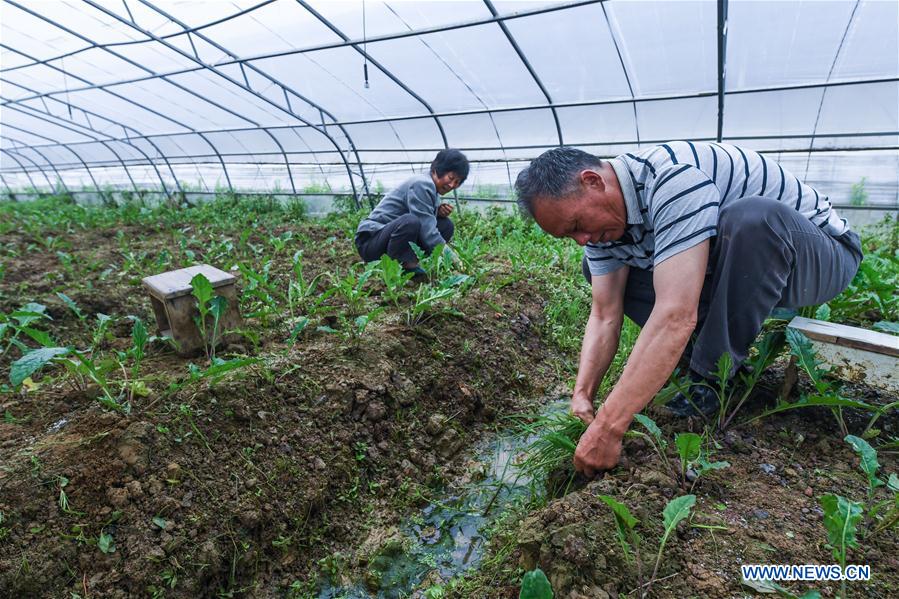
[574,240,710,476]
[571,266,629,423]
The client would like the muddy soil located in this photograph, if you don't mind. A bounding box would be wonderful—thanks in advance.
[0,216,566,598]
[456,370,899,598]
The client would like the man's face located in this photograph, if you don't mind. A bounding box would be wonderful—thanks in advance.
[531,185,627,246]
[434,171,462,195]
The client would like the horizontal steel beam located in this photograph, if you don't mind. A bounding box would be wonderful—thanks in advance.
[6,143,898,175]
[5,72,895,130]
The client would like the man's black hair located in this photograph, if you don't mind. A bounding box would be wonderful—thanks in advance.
[431,149,470,182]
[514,147,604,217]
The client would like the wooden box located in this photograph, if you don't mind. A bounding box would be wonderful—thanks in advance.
[142,265,242,356]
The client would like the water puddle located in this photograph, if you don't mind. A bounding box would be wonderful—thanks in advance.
[48,417,68,432]
[318,400,565,598]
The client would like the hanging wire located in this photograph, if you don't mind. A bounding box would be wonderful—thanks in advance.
[61,55,74,119]
[362,0,370,88]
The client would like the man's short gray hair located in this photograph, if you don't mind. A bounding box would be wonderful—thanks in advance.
[515,147,605,217]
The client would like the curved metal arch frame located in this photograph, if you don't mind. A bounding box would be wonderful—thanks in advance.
[3,105,141,195]
[18,99,183,199]
[600,2,641,146]
[0,172,14,196]
[294,0,452,162]
[0,1,281,75]
[9,108,899,172]
[803,0,862,178]
[9,1,268,135]
[3,146,55,188]
[133,0,369,197]
[2,85,228,206]
[86,0,369,206]
[26,128,897,170]
[1,87,175,198]
[3,135,72,194]
[5,1,272,199]
[0,43,191,199]
[8,63,897,132]
[2,116,101,191]
[135,0,362,196]
[1,148,40,189]
[1,0,892,197]
[482,0,563,146]
[3,59,329,200]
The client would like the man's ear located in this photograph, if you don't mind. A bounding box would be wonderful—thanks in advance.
[580,169,605,192]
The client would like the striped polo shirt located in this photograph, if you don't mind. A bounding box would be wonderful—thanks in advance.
[584,141,850,276]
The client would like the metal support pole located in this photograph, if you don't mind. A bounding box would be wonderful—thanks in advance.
[716,0,728,142]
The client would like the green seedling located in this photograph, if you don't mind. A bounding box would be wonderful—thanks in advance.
[176,403,212,453]
[129,316,148,379]
[287,316,310,345]
[829,254,898,322]
[452,234,485,275]
[628,413,676,484]
[845,435,883,500]
[1,302,52,355]
[190,273,228,361]
[841,435,899,537]
[56,251,76,278]
[820,494,863,599]
[674,432,729,491]
[651,495,696,596]
[410,242,454,281]
[288,251,326,317]
[805,437,899,599]
[625,415,727,490]
[598,494,696,598]
[56,476,84,516]
[328,264,376,317]
[519,568,553,599]
[374,254,413,307]
[269,230,294,253]
[188,357,260,385]
[406,283,462,327]
[599,496,643,589]
[56,292,85,322]
[10,345,123,410]
[57,476,70,512]
[239,261,283,323]
[351,307,383,339]
[91,314,113,354]
[517,411,586,498]
[98,530,116,554]
[746,330,880,436]
[660,331,785,430]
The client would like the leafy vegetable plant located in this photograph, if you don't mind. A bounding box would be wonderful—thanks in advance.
[598,494,696,598]
[191,273,228,361]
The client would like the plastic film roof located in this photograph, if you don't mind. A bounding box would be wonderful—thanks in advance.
[1,0,897,204]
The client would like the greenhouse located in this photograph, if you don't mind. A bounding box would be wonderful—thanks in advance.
[1,0,897,598]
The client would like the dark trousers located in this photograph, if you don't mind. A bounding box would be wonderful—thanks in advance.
[355,213,454,264]
[582,197,863,378]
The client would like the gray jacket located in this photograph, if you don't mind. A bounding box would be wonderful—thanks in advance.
[355,174,446,251]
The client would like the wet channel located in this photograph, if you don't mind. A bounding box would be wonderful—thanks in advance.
[318,401,566,598]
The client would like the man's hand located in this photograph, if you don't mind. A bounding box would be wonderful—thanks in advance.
[571,395,596,425]
[437,203,454,218]
[573,407,624,478]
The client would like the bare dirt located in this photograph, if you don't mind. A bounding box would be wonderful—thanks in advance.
[456,370,899,598]
[0,218,564,598]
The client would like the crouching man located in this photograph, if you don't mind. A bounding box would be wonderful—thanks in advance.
[355,149,469,275]
[515,142,862,477]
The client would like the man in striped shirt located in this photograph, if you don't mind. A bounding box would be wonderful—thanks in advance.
[515,142,862,477]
